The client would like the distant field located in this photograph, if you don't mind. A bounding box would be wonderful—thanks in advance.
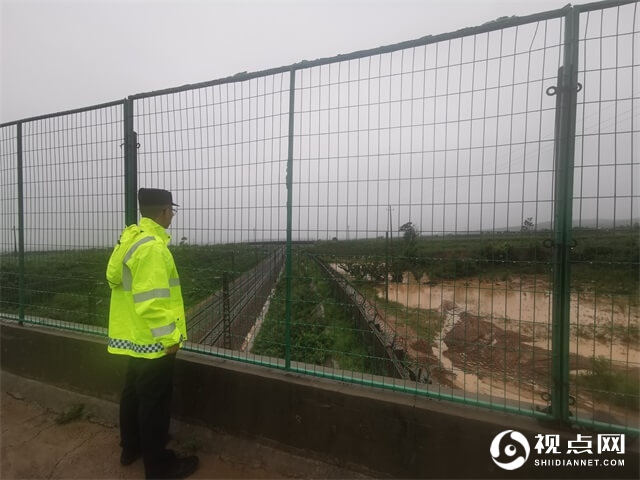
[305,227,639,297]
[1,228,637,331]
[0,244,271,328]
[302,228,639,422]
[251,254,382,373]
[2,230,638,423]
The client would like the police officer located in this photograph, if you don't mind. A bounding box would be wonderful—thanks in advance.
[107,188,198,479]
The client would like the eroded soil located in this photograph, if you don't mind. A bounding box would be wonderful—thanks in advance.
[371,274,639,425]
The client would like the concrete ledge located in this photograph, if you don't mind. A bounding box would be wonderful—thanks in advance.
[0,371,367,479]
[1,321,638,478]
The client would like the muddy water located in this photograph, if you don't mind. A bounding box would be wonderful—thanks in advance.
[382,276,640,365]
[429,304,508,398]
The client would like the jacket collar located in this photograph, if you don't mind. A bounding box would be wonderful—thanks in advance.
[139,217,171,245]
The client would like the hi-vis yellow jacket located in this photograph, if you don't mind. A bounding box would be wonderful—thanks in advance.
[106,217,186,358]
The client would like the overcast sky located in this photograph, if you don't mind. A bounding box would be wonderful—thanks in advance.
[1,0,637,250]
[1,0,576,124]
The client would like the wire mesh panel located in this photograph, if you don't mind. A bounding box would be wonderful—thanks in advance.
[0,3,636,433]
[295,17,567,413]
[10,105,125,331]
[0,124,19,314]
[133,73,291,354]
[571,2,639,429]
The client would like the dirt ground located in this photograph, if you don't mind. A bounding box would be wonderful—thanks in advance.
[0,373,368,479]
[372,274,640,426]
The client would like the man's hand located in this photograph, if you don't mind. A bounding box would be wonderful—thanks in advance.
[165,343,180,355]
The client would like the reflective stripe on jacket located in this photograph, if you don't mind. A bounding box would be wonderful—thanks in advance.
[106,217,186,359]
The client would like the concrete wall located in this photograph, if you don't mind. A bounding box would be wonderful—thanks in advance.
[1,321,638,478]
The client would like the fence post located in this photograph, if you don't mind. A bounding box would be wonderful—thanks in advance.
[123,98,138,226]
[16,122,25,324]
[222,271,231,349]
[285,68,296,370]
[550,7,580,424]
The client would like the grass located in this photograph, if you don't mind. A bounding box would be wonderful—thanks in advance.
[251,252,445,374]
[398,306,443,344]
[55,403,85,425]
[0,249,112,327]
[3,228,635,330]
[307,227,639,296]
[573,320,640,346]
[354,280,442,345]
[251,254,382,374]
[176,438,204,454]
[574,357,640,410]
[0,244,272,328]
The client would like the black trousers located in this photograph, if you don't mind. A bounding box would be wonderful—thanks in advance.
[120,354,176,473]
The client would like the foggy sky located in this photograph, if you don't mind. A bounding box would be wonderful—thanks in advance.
[1,0,638,251]
[2,0,578,124]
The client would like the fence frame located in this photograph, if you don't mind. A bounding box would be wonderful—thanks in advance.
[1,0,637,433]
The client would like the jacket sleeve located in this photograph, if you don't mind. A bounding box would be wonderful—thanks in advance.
[128,243,182,348]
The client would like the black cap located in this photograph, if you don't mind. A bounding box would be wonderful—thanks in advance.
[138,188,179,207]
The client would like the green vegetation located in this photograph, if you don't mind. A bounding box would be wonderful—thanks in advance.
[170,244,270,309]
[3,226,632,338]
[574,321,640,345]
[2,229,637,421]
[574,357,640,410]
[0,244,270,328]
[354,280,442,345]
[306,227,639,296]
[55,403,85,425]
[0,249,112,327]
[251,254,380,373]
[251,252,444,373]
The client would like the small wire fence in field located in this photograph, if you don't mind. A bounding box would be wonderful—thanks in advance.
[0,1,637,433]
[283,14,568,419]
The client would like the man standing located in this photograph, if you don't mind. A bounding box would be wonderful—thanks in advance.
[107,188,198,479]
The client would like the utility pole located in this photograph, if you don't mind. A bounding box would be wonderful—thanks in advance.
[385,231,389,302]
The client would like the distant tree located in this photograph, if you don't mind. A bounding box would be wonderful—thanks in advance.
[399,222,419,242]
[521,217,535,233]
[389,261,404,283]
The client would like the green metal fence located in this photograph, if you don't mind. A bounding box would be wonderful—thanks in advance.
[1,0,638,433]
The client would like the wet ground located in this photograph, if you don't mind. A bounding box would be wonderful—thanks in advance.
[0,372,369,479]
[375,275,640,426]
